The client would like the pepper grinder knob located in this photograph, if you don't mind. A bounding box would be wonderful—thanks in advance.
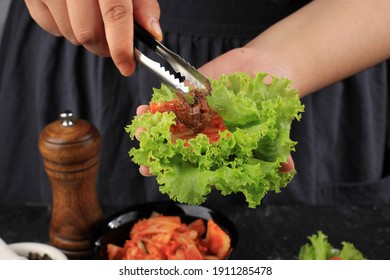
[38,111,103,259]
[60,110,75,126]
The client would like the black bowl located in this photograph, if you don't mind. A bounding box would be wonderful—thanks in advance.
[90,201,238,259]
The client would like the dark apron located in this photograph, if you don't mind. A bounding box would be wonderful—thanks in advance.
[1,0,389,207]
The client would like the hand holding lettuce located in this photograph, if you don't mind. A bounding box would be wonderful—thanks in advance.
[125,72,304,208]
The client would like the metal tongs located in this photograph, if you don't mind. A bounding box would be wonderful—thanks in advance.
[133,22,210,95]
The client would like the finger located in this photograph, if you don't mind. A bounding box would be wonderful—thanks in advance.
[279,154,295,173]
[66,0,110,57]
[42,0,78,44]
[133,0,162,41]
[25,0,61,36]
[136,105,150,115]
[139,166,153,177]
[263,75,273,85]
[98,0,134,76]
[135,127,146,141]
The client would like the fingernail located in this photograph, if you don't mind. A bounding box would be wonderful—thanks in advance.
[151,19,163,41]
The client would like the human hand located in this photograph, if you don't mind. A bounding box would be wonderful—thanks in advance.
[24,0,162,76]
[134,105,153,176]
[198,47,295,174]
[198,47,292,81]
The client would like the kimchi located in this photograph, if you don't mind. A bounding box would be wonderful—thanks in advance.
[107,214,231,260]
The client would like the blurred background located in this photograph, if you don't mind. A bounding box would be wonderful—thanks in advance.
[0,0,11,44]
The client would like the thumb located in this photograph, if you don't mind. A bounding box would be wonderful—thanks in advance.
[198,48,258,79]
[133,0,162,41]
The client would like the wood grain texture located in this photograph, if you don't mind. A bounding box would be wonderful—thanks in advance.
[39,118,104,259]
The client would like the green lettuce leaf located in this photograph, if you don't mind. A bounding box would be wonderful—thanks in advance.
[339,242,366,260]
[298,231,366,260]
[298,231,335,260]
[125,72,304,208]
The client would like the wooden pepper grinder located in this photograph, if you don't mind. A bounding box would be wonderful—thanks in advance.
[38,111,104,259]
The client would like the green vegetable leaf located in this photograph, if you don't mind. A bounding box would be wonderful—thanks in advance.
[298,230,366,260]
[339,242,366,260]
[298,231,334,260]
[125,72,304,208]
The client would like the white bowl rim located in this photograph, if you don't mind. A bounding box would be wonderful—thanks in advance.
[8,242,68,260]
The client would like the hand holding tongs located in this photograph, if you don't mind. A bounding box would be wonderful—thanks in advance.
[133,22,210,95]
